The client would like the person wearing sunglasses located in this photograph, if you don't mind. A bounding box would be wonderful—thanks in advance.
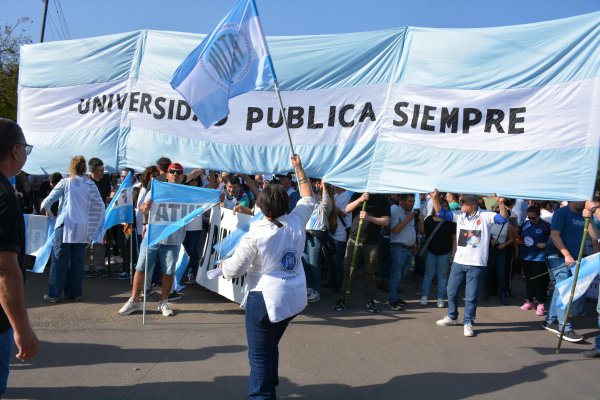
[431,190,508,337]
[119,163,187,317]
[0,118,39,396]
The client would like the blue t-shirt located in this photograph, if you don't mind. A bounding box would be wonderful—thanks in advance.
[545,206,585,257]
[519,219,550,261]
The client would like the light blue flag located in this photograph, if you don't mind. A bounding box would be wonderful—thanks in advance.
[23,214,56,273]
[214,210,264,258]
[104,171,133,231]
[147,180,220,247]
[170,0,276,128]
[556,252,600,309]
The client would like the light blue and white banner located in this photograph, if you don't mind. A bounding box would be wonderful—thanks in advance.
[171,0,275,127]
[23,214,55,273]
[18,11,600,200]
[147,180,220,247]
[104,171,133,231]
[556,252,600,309]
[173,245,190,293]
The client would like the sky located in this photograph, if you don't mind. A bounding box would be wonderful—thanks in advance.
[2,0,599,43]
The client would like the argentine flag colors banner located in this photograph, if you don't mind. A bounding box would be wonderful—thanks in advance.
[103,171,133,231]
[18,11,600,200]
[555,252,600,309]
[146,180,220,247]
[23,214,55,273]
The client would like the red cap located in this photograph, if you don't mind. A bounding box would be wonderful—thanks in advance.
[168,163,183,172]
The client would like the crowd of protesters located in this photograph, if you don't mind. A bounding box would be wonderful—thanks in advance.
[13,153,600,358]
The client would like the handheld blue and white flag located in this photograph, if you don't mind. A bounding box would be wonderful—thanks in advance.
[147,180,221,247]
[170,0,275,128]
[104,171,133,231]
[173,245,190,293]
[214,210,264,258]
[23,214,56,273]
[556,252,600,309]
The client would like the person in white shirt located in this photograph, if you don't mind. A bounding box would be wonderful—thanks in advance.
[431,191,508,337]
[220,155,314,400]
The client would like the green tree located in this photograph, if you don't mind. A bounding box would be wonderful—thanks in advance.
[0,17,32,121]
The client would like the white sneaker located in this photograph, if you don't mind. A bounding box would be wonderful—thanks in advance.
[464,323,475,337]
[118,298,141,315]
[158,301,174,317]
[307,290,320,303]
[420,295,428,306]
[436,316,459,326]
[437,299,445,308]
[307,288,313,297]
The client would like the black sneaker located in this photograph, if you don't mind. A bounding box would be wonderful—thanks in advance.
[365,300,380,313]
[333,298,346,311]
[387,300,404,311]
[168,291,182,301]
[397,298,407,306]
[542,321,560,334]
[559,330,584,343]
[581,349,600,358]
[116,272,131,280]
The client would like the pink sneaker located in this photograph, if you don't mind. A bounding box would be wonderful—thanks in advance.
[520,300,534,311]
[536,303,547,316]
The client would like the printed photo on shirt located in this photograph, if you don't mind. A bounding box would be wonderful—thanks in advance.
[458,229,482,248]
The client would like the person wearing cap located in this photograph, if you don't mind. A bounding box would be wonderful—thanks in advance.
[275,172,300,213]
[431,191,508,337]
[0,118,39,395]
[118,163,187,317]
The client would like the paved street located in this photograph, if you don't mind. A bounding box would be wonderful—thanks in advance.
[5,270,599,400]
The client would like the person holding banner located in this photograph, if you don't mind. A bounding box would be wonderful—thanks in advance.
[119,163,188,317]
[0,118,39,396]
[542,201,593,343]
[432,191,508,337]
[41,156,105,303]
[219,155,314,400]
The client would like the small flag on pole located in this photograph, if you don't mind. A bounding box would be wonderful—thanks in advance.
[556,252,600,309]
[103,171,133,231]
[170,0,276,128]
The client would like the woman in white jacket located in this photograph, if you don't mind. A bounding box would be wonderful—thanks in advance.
[41,156,105,302]
[220,155,313,400]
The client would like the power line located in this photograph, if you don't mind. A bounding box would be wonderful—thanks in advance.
[52,0,69,40]
[54,0,71,39]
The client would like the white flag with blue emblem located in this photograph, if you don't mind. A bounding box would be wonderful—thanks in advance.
[103,171,133,231]
[556,252,600,309]
[170,0,275,128]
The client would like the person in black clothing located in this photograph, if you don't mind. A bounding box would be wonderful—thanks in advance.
[0,118,39,396]
[86,158,111,277]
[334,192,390,313]
[419,196,456,308]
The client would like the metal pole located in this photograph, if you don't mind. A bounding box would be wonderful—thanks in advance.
[40,0,49,43]
[556,216,590,353]
[343,200,368,309]
[273,81,295,157]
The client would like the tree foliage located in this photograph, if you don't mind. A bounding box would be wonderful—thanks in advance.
[0,17,32,121]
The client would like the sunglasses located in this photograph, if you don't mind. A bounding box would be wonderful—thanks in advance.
[169,169,183,175]
[17,143,33,155]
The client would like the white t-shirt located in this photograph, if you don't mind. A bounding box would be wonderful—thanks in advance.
[451,209,500,267]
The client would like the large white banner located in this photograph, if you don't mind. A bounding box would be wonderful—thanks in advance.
[18,12,600,199]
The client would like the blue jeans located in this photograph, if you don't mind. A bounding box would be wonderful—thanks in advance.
[0,329,12,397]
[302,234,322,293]
[49,225,87,298]
[246,291,293,400]
[545,255,585,332]
[422,251,449,299]
[388,245,413,302]
[484,247,508,302]
[331,239,347,289]
[183,229,203,278]
[447,262,484,324]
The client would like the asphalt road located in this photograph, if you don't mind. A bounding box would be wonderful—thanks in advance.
[5,269,599,400]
